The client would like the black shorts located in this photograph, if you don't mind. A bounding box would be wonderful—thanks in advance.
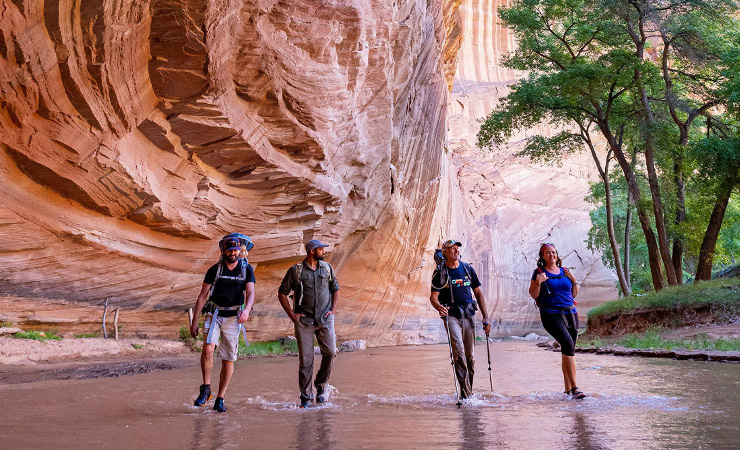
[540,309,579,356]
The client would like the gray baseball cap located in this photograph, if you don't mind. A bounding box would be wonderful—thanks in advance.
[306,239,329,253]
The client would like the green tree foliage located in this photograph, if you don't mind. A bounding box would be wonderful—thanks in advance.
[479,0,740,292]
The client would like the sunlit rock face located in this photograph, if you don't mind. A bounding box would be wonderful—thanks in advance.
[0,0,464,344]
[447,0,618,335]
[0,0,616,345]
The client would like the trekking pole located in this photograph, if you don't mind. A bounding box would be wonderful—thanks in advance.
[444,314,462,408]
[485,332,493,392]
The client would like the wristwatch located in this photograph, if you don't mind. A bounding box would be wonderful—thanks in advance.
[483,320,490,326]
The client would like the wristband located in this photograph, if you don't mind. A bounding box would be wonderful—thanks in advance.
[483,320,490,326]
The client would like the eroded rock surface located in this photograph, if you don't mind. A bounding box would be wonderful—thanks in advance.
[0,0,617,345]
[0,0,465,345]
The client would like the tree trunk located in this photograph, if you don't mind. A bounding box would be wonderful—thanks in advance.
[599,126,665,290]
[604,173,632,296]
[582,130,632,297]
[624,185,633,291]
[695,173,738,281]
[672,156,686,284]
[638,95,679,286]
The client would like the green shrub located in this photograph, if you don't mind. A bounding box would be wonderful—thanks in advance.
[0,321,13,328]
[14,330,63,341]
[132,343,144,349]
[238,339,299,357]
[73,332,99,338]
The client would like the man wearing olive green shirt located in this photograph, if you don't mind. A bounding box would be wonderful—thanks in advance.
[278,239,340,408]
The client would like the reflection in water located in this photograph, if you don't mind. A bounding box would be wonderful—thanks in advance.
[570,411,605,450]
[296,408,335,450]
[459,407,486,450]
[190,412,227,450]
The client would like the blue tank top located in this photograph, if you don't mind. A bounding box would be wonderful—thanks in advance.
[531,268,576,314]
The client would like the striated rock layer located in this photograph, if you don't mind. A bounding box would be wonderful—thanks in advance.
[0,0,617,345]
[0,0,466,345]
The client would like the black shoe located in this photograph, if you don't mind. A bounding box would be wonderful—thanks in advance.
[316,385,327,404]
[300,397,313,408]
[194,384,211,406]
[213,397,227,412]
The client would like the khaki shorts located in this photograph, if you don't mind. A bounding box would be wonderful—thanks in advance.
[203,314,240,362]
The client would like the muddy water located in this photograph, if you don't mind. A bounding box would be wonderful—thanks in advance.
[4,341,739,449]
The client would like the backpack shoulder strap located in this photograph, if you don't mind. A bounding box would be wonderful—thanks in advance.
[207,261,224,299]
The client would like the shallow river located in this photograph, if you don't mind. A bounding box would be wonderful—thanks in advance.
[4,341,739,449]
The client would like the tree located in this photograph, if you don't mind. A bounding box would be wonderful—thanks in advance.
[478,0,666,291]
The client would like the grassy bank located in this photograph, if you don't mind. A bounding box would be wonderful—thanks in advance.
[588,277,740,321]
[579,327,740,352]
[583,277,740,352]
[178,325,299,356]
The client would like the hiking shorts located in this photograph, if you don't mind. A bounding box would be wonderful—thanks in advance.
[203,314,240,362]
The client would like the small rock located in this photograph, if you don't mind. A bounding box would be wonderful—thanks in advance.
[277,335,296,346]
[0,327,22,336]
[523,333,541,341]
[339,340,367,352]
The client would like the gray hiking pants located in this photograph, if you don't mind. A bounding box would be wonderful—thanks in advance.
[295,315,336,401]
[445,315,475,399]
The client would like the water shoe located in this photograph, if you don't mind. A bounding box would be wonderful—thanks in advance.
[194,384,211,406]
[213,397,227,412]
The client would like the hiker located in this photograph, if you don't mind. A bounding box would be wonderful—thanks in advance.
[190,234,256,412]
[278,239,340,408]
[529,243,584,399]
[430,238,491,399]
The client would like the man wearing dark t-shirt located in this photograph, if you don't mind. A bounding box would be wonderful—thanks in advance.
[430,238,491,399]
[190,236,255,412]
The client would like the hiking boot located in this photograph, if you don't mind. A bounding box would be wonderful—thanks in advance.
[300,397,313,408]
[316,385,328,404]
[213,397,227,412]
[194,384,211,406]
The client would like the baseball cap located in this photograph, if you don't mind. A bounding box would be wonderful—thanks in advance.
[306,239,329,253]
[223,238,241,251]
[441,238,462,249]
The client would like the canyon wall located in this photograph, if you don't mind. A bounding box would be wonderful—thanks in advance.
[0,0,617,344]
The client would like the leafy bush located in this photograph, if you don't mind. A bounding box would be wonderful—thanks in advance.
[238,339,299,357]
[14,330,62,341]
[73,332,99,338]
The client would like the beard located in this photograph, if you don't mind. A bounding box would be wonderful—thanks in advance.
[314,254,325,261]
[224,254,239,263]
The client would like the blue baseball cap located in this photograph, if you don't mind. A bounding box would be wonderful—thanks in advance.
[305,239,329,253]
[223,238,241,251]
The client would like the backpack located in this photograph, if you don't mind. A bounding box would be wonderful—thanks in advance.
[433,260,475,308]
[290,261,336,311]
[202,257,249,315]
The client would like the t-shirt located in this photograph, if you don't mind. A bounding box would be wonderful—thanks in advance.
[431,263,481,319]
[531,267,575,313]
[204,260,256,307]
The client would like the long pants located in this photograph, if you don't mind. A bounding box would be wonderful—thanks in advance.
[295,315,336,401]
[445,315,475,399]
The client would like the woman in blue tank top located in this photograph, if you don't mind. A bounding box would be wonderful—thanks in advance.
[528,243,585,399]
